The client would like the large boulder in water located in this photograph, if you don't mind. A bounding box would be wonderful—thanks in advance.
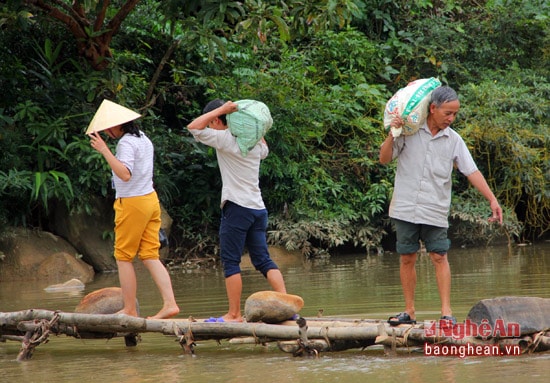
[0,227,94,283]
[74,287,140,347]
[37,252,94,283]
[467,296,550,336]
[244,291,304,324]
[75,287,139,315]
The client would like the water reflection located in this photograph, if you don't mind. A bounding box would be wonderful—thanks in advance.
[1,243,549,382]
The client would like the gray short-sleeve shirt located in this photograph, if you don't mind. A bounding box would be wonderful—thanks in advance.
[388,123,478,228]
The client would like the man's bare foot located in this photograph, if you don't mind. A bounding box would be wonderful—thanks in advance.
[147,305,180,319]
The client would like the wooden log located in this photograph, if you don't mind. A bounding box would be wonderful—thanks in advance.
[0,309,391,343]
[0,309,479,345]
[282,317,380,327]
[1,335,24,342]
[536,335,550,352]
[376,322,395,356]
[0,310,447,343]
[2,308,549,358]
[278,339,330,353]
[4,310,147,334]
[228,337,264,345]
[291,316,317,356]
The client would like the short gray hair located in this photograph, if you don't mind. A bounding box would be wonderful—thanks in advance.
[430,86,458,107]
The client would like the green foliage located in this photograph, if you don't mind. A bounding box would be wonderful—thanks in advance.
[0,22,103,226]
[368,0,549,86]
[235,1,290,43]
[460,2,548,75]
[1,0,549,255]
[288,0,366,34]
[154,130,225,252]
[450,188,522,246]
[0,169,34,227]
[176,29,393,253]
[456,68,550,239]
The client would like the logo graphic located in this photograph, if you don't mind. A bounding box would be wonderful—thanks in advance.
[424,318,521,340]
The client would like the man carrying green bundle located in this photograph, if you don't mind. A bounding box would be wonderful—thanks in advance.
[187,99,288,323]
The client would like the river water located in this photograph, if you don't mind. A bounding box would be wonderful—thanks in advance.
[1,242,550,382]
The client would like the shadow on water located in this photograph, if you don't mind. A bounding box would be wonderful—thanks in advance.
[1,242,550,382]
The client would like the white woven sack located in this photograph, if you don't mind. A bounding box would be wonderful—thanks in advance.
[384,77,441,136]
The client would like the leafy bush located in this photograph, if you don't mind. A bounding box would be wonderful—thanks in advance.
[172,30,393,254]
[1,0,548,257]
[456,68,549,240]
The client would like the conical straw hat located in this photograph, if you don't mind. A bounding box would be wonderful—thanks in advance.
[85,99,141,134]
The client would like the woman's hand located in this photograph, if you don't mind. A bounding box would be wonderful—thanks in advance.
[88,131,110,155]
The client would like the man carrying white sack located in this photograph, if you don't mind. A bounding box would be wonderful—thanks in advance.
[379,86,503,327]
[187,99,288,323]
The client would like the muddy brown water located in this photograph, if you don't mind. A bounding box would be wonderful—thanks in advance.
[2,243,550,382]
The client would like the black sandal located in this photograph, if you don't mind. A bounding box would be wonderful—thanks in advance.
[439,315,457,328]
[388,312,417,326]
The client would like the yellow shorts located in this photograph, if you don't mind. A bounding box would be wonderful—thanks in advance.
[113,191,161,262]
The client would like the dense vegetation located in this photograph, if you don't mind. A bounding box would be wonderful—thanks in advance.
[1,0,548,260]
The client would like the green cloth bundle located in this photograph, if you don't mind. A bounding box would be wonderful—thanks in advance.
[227,100,273,156]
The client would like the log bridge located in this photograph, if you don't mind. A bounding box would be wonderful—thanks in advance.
[2,296,550,361]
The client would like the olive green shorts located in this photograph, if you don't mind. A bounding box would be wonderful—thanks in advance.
[392,218,450,255]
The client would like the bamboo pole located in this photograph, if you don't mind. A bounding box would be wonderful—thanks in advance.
[1,310,385,340]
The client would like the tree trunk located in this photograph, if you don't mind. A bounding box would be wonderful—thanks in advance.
[24,0,140,71]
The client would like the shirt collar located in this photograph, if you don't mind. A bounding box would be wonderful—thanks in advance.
[421,121,450,138]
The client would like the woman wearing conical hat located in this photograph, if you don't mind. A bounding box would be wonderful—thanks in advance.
[87,100,179,319]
